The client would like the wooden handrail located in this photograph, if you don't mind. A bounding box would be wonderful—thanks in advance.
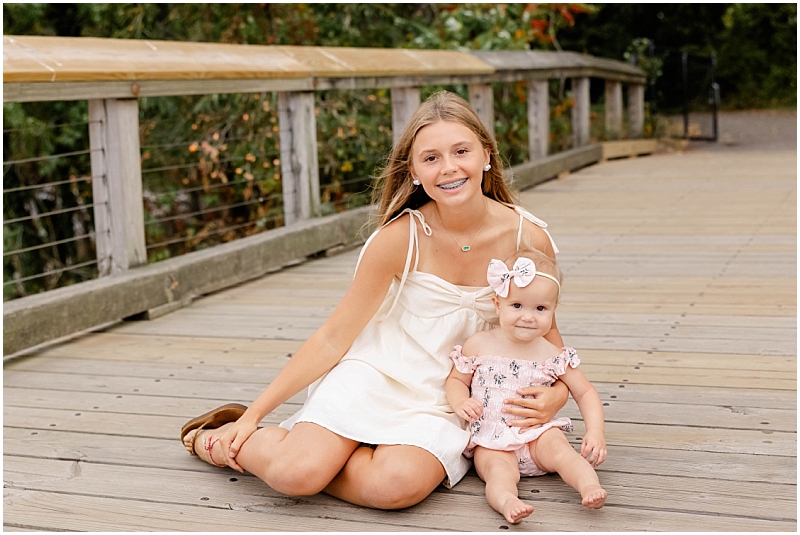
[3,36,644,102]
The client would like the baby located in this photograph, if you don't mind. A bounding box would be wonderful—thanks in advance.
[446,248,607,524]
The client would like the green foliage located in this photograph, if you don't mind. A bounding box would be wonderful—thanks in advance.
[717,3,797,109]
[557,4,796,111]
[315,89,393,215]
[624,38,663,89]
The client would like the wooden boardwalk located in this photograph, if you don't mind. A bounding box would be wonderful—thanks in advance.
[4,144,796,531]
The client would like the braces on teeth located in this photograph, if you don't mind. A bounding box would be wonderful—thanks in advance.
[439,178,467,189]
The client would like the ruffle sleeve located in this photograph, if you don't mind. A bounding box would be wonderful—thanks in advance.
[449,345,478,374]
[545,347,581,377]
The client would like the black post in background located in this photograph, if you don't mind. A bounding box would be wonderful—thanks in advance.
[682,52,689,139]
[710,53,719,142]
[648,40,656,115]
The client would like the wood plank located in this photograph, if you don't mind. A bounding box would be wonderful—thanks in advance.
[4,36,496,84]
[558,301,795,317]
[30,334,303,366]
[278,91,321,224]
[5,428,793,485]
[527,79,549,158]
[6,384,795,432]
[6,362,796,410]
[603,80,623,140]
[562,334,795,359]
[468,83,495,138]
[11,350,798,394]
[5,457,796,525]
[2,489,418,532]
[8,486,793,533]
[5,406,795,457]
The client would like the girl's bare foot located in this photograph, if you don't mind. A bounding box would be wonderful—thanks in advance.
[499,495,534,524]
[182,423,235,467]
[581,485,607,509]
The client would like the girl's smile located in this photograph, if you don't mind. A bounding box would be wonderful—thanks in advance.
[438,177,468,190]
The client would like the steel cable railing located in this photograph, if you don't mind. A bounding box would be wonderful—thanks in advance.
[146,214,283,250]
[4,90,393,300]
[3,118,101,299]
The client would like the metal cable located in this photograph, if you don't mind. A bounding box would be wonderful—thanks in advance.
[145,196,281,226]
[3,175,95,194]
[3,148,97,166]
[146,215,282,250]
[140,134,264,151]
[4,232,98,257]
[141,158,235,175]
[149,177,276,199]
[3,259,98,286]
[321,175,373,188]
[3,203,99,225]
[3,120,97,134]
[329,197,370,210]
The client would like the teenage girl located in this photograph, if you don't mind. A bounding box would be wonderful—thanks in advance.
[181,91,570,509]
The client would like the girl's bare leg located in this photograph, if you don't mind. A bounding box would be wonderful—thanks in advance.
[529,428,607,509]
[324,443,446,509]
[185,422,360,496]
[473,447,533,524]
[184,424,444,509]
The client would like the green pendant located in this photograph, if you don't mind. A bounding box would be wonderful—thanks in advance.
[461,246,471,252]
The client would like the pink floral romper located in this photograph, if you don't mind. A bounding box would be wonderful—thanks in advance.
[450,345,580,476]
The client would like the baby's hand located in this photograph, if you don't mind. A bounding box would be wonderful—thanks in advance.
[455,398,484,422]
[580,429,607,467]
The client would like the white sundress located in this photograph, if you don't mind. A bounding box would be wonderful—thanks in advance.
[279,205,559,487]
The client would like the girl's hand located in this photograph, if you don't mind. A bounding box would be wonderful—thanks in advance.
[580,429,607,467]
[455,398,484,422]
[502,381,569,433]
[218,418,259,473]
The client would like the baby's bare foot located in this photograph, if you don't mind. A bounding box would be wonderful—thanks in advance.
[182,423,234,467]
[581,485,607,509]
[499,496,534,524]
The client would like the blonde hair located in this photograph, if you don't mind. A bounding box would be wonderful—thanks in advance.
[503,247,563,287]
[371,91,517,226]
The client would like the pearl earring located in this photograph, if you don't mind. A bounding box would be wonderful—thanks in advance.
[412,178,420,186]
[484,164,491,172]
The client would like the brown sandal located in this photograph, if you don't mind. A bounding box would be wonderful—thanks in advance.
[180,403,248,460]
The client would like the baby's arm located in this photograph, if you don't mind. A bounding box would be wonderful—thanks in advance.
[446,339,483,422]
[560,366,607,467]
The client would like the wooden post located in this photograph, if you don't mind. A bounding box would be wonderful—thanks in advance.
[278,92,321,226]
[87,98,147,275]
[571,77,590,148]
[605,80,623,140]
[391,87,420,146]
[468,83,495,139]
[628,83,645,139]
[527,80,549,159]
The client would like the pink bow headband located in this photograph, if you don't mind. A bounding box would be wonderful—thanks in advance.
[486,257,561,298]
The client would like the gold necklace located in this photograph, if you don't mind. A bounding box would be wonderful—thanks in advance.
[434,198,490,252]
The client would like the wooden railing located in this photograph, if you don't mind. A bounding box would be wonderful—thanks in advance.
[3,36,650,355]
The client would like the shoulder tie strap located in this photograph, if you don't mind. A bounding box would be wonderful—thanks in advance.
[515,206,559,254]
[354,209,431,319]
